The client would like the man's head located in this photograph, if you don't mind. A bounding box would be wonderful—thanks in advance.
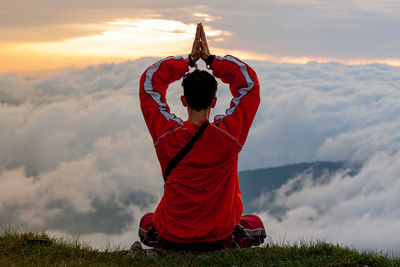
[181,70,217,111]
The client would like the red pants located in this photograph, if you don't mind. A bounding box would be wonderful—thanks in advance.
[138,212,266,250]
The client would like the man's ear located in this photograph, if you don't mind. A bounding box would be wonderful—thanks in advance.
[210,97,217,108]
[181,95,187,107]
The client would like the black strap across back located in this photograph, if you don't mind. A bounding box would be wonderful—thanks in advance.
[163,121,210,183]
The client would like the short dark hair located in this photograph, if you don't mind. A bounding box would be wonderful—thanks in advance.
[182,69,217,111]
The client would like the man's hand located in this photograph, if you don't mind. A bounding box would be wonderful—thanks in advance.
[185,23,212,67]
[185,24,201,66]
[191,23,202,61]
[199,23,211,60]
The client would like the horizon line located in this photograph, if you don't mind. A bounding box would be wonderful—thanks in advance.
[3,55,399,78]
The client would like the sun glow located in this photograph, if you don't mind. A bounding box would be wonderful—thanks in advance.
[193,13,217,22]
[1,17,399,74]
[0,18,226,73]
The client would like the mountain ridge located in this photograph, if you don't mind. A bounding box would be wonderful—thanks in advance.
[239,161,360,214]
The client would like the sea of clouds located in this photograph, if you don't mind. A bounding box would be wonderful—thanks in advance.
[0,58,399,253]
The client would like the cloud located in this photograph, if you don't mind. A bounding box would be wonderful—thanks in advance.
[0,59,163,248]
[1,1,399,61]
[243,61,400,254]
[240,61,400,169]
[1,57,399,250]
[257,149,400,254]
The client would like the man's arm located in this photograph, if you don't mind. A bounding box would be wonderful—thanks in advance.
[211,56,260,146]
[199,24,260,146]
[139,57,188,143]
[139,24,202,143]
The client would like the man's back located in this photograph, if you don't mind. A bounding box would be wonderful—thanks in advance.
[139,55,260,243]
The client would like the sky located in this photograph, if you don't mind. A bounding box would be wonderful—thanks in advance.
[1,0,400,73]
[1,0,400,254]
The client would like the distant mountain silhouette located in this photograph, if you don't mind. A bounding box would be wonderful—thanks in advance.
[239,161,360,214]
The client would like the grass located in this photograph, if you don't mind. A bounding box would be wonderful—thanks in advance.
[0,229,399,266]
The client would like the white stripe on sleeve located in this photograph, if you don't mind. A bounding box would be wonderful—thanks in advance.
[214,56,255,122]
[143,57,184,125]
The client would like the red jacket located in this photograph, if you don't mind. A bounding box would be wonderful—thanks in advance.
[139,55,260,243]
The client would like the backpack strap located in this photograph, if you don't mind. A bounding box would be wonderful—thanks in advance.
[163,121,210,183]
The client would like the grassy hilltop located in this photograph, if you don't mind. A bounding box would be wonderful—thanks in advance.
[1,231,399,266]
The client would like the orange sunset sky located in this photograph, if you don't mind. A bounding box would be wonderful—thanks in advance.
[1,1,399,73]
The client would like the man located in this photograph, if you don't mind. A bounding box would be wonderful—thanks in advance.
[138,23,266,250]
